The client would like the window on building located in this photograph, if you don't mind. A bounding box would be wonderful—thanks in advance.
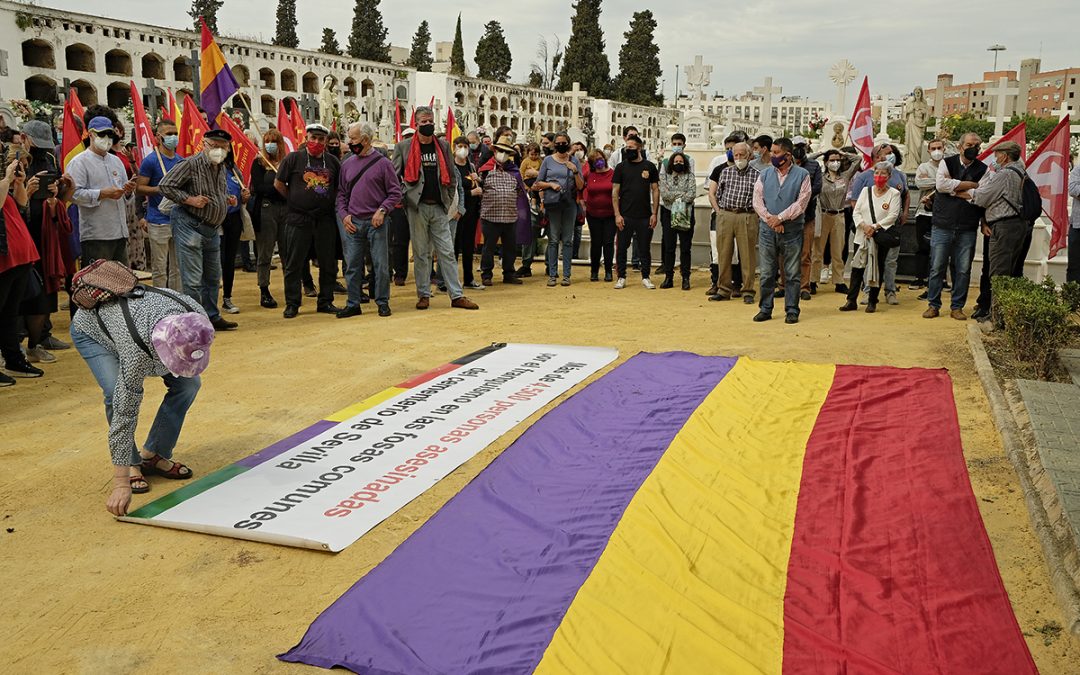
[24,75,58,104]
[21,39,55,69]
[65,44,95,72]
[105,49,132,76]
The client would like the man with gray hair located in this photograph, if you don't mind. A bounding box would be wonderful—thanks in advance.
[335,122,402,318]
[392,107,478,310]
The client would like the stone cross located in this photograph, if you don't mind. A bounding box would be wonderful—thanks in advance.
[564,81,588,127]
[684,55,712,106]
[55,77,72,104]
[184,49,201,104]
[754,77,782,125]
[828,59,857,114]
[143,78,164,124]
[299,93,319,123]
[988,76,1019,138]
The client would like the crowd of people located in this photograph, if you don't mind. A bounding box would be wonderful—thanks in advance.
[1,100,1077,513]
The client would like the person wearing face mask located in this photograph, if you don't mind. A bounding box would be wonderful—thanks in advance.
[751,138,812,324]
[704,134,742,294]
[218,148,251,315]
[540,133,555,157]
[467,131,484,167]
[67,116,138,268]
[610,126,645,167]
[846,143,909,305]
[658,133,696,279]
[157,128,237,331]
[476,140,528,285]
[517,143,544,277]
[571,141,589,260]
[136,119,185,292]
[534,131,584,286]
[709,142,760,303]
[840,161,902,314]
[813,149,860,295]
[783,137,822,302]
[327,131,343,159]
[750,135,774,173]
[584,149,616,282]
[611,135,660,290]
[922,132,986,320]
[658,151,697,290]
[450,136,484,291]
[909,138,947,292]
[249,129,288,308]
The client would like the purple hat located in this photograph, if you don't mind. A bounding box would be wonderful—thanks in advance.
[151,313,214,378]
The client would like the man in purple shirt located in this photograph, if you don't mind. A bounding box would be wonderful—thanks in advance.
[336,122,403,318]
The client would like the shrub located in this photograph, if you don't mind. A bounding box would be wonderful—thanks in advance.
[992,276,1071,379]
[1061,281,1080,314]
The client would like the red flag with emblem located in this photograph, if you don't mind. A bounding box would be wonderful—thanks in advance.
[277,99,298,152]
[289,102,306,144]
[849,77,874,170]
[1026,116,1072,258]
[979,122,1027,162]
[128,81,155,166]
[178,93,210,157]
[216,112,259,185]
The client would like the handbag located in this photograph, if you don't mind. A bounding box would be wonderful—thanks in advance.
[231,167,256,242]
[671,200,691,231]
[868,188,901,249]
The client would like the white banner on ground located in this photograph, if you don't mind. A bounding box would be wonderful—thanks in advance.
[120,344,617,551]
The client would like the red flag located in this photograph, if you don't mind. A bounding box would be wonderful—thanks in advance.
[447,107,460,146]
[289,101,306,144]
[277,99,298,152]
[178,93,210,157]
[849,77,874,169]
[167,88,181,123]
[61,88,86,171]
[1025,116,1072,258]
[216,112,259,185]
[979,122,1027,162]
[394,101,402,142]
[128,81,155,167]
[410,106,417,130]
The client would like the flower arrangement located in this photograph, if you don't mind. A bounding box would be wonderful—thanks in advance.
[807,112,829,134]
[9,98,54,122]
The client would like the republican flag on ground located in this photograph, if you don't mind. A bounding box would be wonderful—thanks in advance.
[198,17,239,126]
[276,99,298,152]
[849,77,874,169]
[288,102,307,145]
[1026,115,1072,258]
[60,87,85,171]
[216,112,259,185]
[979,122,1027,162]
[447,107,461,146]
[178,93,210,157]
[281,352,1037,674]
[128,81,155,166]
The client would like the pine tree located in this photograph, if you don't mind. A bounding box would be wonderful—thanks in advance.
[474,21,512,83]
[319,28,342,55]
[272,0,299,48]
[347,0,391,63]
[449,14,467,77]
[558,0,610,98]
[613,10,662,106]
[189,0,224,33]
[408,21,433,72]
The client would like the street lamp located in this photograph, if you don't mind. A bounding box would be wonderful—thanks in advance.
[988,44,1006,72]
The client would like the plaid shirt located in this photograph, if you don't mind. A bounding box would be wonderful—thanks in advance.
[715,165,759,211]
[479,167,520,223]
[158,151,229,226]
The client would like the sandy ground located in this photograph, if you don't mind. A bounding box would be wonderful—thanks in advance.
[2,266,1078,674]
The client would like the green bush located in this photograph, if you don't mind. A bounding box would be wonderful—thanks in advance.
[1061,281,1080,314]
[992,276,1071,379]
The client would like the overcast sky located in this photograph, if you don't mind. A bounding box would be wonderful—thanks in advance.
[38,0,1077,109]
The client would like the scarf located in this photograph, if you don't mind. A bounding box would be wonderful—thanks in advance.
[404,137,451,187]
[41,201,73,294]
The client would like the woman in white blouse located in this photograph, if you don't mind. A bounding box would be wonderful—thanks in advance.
[840,162,901,313]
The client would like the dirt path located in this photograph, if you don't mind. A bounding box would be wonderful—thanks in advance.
[2,274,1076,673]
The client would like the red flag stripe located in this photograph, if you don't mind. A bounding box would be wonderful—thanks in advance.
[128,80,155,167]
[277,99,298,152]
[1026,115,1072,258]
[216,112,259,185]
[849,77,874,170]
[978,122,1027,162]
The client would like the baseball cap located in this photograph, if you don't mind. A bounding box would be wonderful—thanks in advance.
[151,312,215,378]
[87,116,118,138]
[792,135,809,146]
[20,120,54,149]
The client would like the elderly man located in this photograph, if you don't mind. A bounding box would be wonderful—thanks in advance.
[66,115,138,266]
[275,123,342,319]
[336,123,402,318]
[158,128,237,332]
[392,106,478,310]
[959,140,1028,318]
[752,137,812,324]
[910,137,948,291]
[703,134,739,294]
[709,141,759,303]
[923,132,986,320]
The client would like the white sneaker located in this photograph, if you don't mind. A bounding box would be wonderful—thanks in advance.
[26,345,56,364]
[614,278,627,289]
[885,291,899,305]
[222,297,240,314]
[642,278,656,290]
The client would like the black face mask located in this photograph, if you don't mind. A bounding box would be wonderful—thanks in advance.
[792,146,807,162]
[418,123,435,137]
[554,142,570,154]
[349,142,365,155]
[672,162,687,173]
[328,144,341,157]
[542,146,554,156]
[623,148,640,161]
[962,146,980,161]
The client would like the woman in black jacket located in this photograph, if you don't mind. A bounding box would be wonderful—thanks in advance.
[249,129,287,308]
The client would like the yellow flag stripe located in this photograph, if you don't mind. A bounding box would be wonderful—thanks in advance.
[324,387,408,423]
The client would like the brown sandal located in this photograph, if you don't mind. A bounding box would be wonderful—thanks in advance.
[140,453,194,480]
[129,475,150,494]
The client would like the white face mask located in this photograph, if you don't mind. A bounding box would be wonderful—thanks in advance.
[455,147,469,160]
[574,150,584,160]
[734,159,748,170]
[92,135,113,152]
[495,151,508,164]
[930,150,944,161]
[206,148,227,165]
[827,161,841,172]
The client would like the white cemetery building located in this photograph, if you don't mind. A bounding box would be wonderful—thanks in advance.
[670,75,831,138]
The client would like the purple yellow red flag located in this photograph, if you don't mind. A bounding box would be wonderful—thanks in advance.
[198,17,239,126]
[60,88,85,171]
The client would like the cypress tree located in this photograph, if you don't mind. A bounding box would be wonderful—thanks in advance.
[613,10,662,106]
[408,21,433,72]
[272,0,299,48]
[450,14,467,77]
[188,0,223,33]
[319,28,342,55]
[557,0,610,98]
[347,0,391,63]
[474,21,512,83]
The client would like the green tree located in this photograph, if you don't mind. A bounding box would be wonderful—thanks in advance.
[189,0,223,33]
[1006,114,1060,145]
[940,112,994,142]
[527,69,544,88]
[450,14,467,77]
[886,120,905,141]
[613,10,661,106]
[474,21,512,82]
[272,0,299,48]
[348,0,391,63]
[319,28,342,55]
[557,0,610,98]
[408,21,433,72]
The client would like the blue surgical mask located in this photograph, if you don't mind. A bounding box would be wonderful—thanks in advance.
[56,132,62,144]
[469,143,479,151]
[265,142,278,156]
[886,154,897,166]
[671,145,683,154]
[162,135,179,151]
[726,149,735,162]
[753,150,761,160]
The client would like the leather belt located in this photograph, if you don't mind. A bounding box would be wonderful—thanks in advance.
[823,209,844,214]
[721,207,753,214]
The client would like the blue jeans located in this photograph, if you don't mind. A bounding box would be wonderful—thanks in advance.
[72,328,201,466]
[545,204,576,280]
[171,207,222,321]
[927,227,977,310]
[339,216,389,308]
[757,222,804,316]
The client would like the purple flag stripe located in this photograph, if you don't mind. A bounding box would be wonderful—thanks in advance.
[200,70,238,124]
[234,420,336,469]
[279,352,738,674]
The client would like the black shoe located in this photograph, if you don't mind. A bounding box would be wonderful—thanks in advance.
[917,290,928,301]
[503,275,523,285]
[0,371,14,386]
[303,284,317,298]
[631,263,640,270]
[708,293,730,302]
[785,313,799,324]
[743,294,755,304]
[943,281,951,290]
[810,282,817,295]
[681,278,690,291]
[210,316,238,331]
[865,303,877,313]
[317,303,342,314]
[774,288,784,297]
[839,300,858,311]
[604,272,613,282]
[834,283,849,294]
[659,276,674,289]
[800,290,812,301]
[2,359,42,378]
[590,273,599,282]
[516,265,532,278]
[283,305,299,319]
[753,312,771,322]
[378,304,392,317]
[358,293,371,304]
[336,305,362,319]
[971,307,990,321]
[260,287,278,309]
[242,263,256,273]
[334,282,347,295]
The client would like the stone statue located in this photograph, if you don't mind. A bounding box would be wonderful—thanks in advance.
[319,75,337,128]
[902,86,930,172]
[685,55,712,107]
[831,122,845,149]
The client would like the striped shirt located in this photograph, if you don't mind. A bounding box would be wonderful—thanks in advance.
[158,151,229,226]
[714,165,759,211]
